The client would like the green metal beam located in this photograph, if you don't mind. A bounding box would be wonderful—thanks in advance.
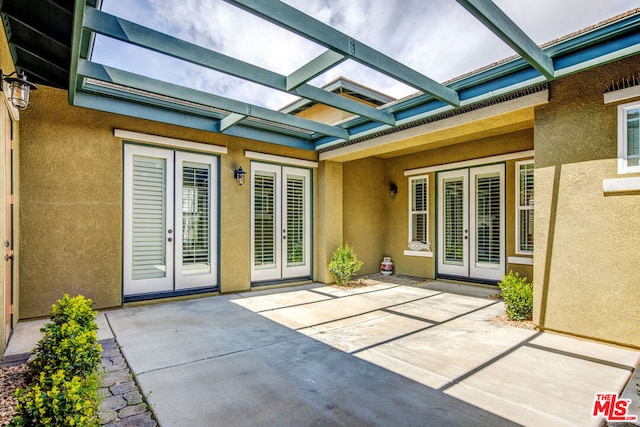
[220,113,247,132]
[224,0,460,107]
[73,92,315,150]
[68,0,87,105]
[455,0,554,79]
[286,50,346,90]
[82,7,395,126]
[76,60,350,140]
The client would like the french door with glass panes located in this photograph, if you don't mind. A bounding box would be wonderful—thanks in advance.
[251,163,311,282]
[123,145,217,297]
[437,164,505,281]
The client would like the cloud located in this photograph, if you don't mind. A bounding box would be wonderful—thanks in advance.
[94,0,639,108]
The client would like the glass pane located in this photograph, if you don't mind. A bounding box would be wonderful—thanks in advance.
[519,163,534,207]
[476,174,500,265]
[131,155,166,279]
[443,178,464,265]
[254,172,276,269]
[520,209,534,253]
[412,178,427,211]
[412,213,428,243]
[286,175,305,267]
[627,109,640,166]
[182,162,210,275]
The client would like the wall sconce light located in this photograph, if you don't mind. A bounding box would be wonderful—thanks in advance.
[1,70,37,110]
[234,166,246,185]
[389,183,398,199]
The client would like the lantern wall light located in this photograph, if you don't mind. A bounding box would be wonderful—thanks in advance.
[1,70,37,110]
[389,183,398,199]
[234,166,246,185]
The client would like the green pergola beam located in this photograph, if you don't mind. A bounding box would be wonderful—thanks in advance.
[224,0,460,107]
[455,0,554,79]
[82,7,395,126]
[220,113,247,132]
[76,59,350,140]
[286,50,346,90]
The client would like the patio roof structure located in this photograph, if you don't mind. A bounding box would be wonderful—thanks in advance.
[2,0,640,150]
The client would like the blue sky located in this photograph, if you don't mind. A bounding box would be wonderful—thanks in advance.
[91,0,639,110]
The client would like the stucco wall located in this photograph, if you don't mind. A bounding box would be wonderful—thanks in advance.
[343,157,386,274]
[533,55,640,348]
[19,86,318,317]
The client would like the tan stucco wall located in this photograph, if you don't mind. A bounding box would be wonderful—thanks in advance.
[343,157,386,274]
[533,55,640,348]
[19,86,319,317]
[315,161,343,283]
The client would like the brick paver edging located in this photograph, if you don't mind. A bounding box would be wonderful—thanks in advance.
[99,339,157,427]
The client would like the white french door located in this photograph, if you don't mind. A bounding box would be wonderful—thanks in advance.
[251,163,311,282]
[437,164,505,281]
[124,145,217,297]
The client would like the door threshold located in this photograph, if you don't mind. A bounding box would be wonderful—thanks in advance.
[251,277,313,289]
[123,287,220,305]
[436,275,499,287]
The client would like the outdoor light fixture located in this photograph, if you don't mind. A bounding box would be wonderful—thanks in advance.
[389,183,398,199]
[234,166,246,185]
[1,70,37,110]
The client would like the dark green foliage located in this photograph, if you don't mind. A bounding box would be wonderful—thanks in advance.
[499,271,533,321]
[11,295,102,427]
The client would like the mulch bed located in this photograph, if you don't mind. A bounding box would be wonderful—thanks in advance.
[0,363,28,426]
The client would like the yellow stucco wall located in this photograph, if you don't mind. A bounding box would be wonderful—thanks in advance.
[343,157,386,275]
[533,55,640,348]
[315,161,343,283]
[19,86,319,317]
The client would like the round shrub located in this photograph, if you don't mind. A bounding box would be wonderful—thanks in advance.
[498,271,533,321]
[328,241,363,286]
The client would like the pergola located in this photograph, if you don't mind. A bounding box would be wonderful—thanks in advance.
[2,0,640,150]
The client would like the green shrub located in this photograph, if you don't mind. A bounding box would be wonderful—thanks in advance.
[50,294,98,330]
[31,295,101,379]
[11,294,102,427]
[498,271,533,321]
[328,242,363,286]
[10,370,100,427]
[31,320,102,378]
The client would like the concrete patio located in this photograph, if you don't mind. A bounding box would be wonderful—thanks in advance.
[5,279,640,426]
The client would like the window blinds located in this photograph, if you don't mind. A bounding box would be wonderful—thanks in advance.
[181,163,210,274]
[254,172,276,268]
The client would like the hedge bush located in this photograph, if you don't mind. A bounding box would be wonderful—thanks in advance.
[328,242,363,286]
[498,271,533,321]
[11,294,102,427]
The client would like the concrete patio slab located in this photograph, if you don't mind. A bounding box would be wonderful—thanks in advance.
[14,280,633,426]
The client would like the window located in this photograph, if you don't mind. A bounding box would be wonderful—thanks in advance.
[409,176,429,244]
[618,101,640,174]
[516,161,534,254]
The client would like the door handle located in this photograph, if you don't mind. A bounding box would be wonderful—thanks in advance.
[168,237,173,242]
[5,254,13,261]
[282,229,287,240]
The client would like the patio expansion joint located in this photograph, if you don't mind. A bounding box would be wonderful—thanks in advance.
[292,292,446,331]
[438,331,544,393]
[132,334,310,376]
[350,300,502,356]
[524,342,636,371]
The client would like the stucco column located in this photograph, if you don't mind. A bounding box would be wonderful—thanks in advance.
[315,160,343,283]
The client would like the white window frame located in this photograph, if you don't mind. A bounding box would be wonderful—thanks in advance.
[408,175,429,247]
[515,160,534,255]
[618,101,640,174]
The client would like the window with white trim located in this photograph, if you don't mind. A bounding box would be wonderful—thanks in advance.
[409,176,429,244]
[618,101,640,174]
[516,161,534,254]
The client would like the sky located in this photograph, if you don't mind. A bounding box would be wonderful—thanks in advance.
[91,0,639,110]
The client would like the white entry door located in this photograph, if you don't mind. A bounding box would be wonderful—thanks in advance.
[437,164,505,281]
[251,163,311,282]
[124,145,217,297]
